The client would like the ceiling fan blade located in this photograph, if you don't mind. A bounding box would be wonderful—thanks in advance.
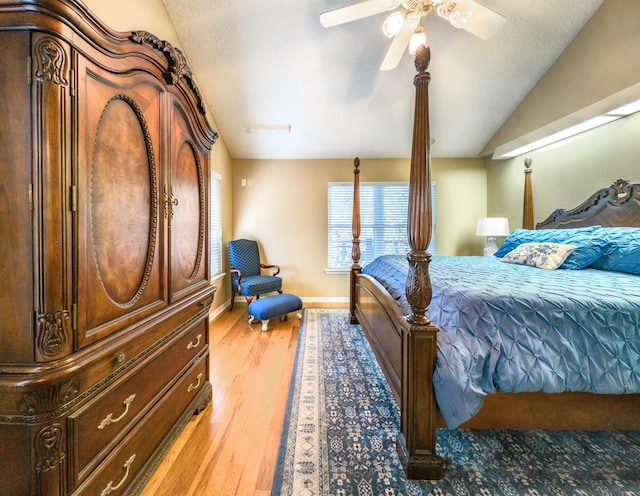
[379,15,420,71]
[320,0,402,28]
[455,0,506,40]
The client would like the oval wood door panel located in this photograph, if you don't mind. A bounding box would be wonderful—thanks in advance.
[91,96,156,307]
[172,140,203,282]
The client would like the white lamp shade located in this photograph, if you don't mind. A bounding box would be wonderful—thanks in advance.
[476,217,510,237]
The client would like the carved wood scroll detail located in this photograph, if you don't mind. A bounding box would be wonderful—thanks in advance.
[129,31,208,117]
[36,311,71,359]
[18,380,80,416]
[606,178,638,204]
[34,37,68,86]
[35,423,66,473]
[537,178,640,228]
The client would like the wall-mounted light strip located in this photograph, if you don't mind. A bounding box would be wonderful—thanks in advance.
[247,124,291,135]
[493,98,640,159]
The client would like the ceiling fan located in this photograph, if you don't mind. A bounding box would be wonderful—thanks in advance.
[320,0,506,71]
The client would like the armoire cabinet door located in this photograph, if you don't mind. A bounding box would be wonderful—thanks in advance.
[75,55,167,348]
[0,31,61,364]
[168,99,210,302]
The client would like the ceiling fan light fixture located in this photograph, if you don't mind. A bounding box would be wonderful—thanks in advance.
[402,0,421,9]
[437,0,506,39]
[436,1,471,28]
[382,10,406,38]
[408,25,427,55]
[448,3,473,28]
[435,2,453,19]
[321,0,506,71]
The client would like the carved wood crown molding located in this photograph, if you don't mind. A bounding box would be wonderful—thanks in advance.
[129,31,206,116]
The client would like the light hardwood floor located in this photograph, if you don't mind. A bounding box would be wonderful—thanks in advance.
[139,303,306,496]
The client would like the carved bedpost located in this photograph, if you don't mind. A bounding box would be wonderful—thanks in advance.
[398,44,443,480]
[523,157,534,229]
[405,45,433,324]
[350,157,362,324]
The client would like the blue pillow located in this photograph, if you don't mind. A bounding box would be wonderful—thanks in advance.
[494,226,601,258]
[590,227,640,275]
[559,233,612,270]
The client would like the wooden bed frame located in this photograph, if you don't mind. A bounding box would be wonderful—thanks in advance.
[349,44,640,480]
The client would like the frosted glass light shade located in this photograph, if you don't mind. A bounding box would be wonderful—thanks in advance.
[382,11,405,38]
[408,27,426,55]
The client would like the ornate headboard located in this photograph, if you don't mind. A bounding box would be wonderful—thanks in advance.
[537,179,640,229]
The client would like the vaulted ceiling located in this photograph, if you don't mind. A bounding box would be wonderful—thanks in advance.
[162,0,604,159]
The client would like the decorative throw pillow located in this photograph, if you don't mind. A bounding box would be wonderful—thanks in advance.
[501,242,576,270]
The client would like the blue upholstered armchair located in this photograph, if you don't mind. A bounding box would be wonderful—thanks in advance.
[228,239,283,310]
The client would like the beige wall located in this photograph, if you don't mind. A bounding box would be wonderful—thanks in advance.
[82,0,180,45]
[82,0,235,311]
[483,0,640,156]
[231,158,486,300]
[487,111,640,227]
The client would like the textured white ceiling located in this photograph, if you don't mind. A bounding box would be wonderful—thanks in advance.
[162,0,604,159]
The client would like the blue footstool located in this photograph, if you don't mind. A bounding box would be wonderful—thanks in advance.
[247,293,303,331]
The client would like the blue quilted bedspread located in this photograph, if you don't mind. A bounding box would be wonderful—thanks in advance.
[362,255,640,428]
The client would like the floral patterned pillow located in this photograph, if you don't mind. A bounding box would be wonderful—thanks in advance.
[501,242,576,270]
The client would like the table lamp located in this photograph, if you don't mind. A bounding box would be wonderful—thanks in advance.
[476,217,510,257]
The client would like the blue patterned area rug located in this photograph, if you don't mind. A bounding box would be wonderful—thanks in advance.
[271,308,640,496]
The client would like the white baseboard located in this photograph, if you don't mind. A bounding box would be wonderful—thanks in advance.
[209,299,230,322]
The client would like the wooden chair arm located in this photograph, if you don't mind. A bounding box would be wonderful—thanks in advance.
[260,264,280,276]
[230,268,242,293]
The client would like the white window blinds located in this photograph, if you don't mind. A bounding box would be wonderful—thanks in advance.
[210,171,223,278]
[327,181,436,269]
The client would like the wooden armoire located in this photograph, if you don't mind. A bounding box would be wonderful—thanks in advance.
[0,1,218,494]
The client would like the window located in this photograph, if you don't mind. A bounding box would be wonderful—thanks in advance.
[210,171,223,278]
[327,181,436,270]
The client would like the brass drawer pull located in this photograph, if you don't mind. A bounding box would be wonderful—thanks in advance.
[187,373,203,393]
[101,454,136,496]
[97,394,136,430]
[186,334,202,350]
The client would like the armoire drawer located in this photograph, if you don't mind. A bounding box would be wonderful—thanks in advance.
[72,355,208,496]
[69,318,208,483]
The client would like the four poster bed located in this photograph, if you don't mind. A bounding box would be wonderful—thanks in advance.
[349,44,640,480]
